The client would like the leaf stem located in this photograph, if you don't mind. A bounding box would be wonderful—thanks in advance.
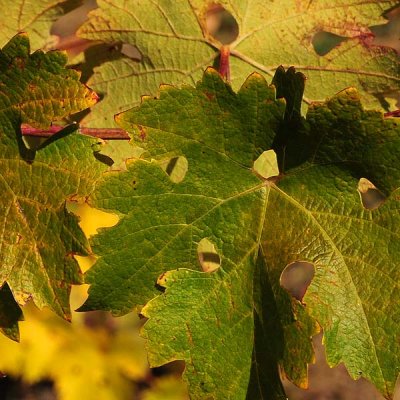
[384,110,400,118]
[46,34,93,53]
[219,45,231,81]
[21,124,130,140]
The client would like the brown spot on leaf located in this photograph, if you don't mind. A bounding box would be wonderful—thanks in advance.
[58,280,67,289]
[357,32,375,48]
[138,125,147,141]
[204,91,215,101]
[13,57,26,69]
[88,88,100,103]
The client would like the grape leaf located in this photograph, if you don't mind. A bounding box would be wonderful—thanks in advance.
[0,34,105,333]
[0,0,81,50]
[83,69,400,398]
[93,139,145,171]
[77,0,400,126]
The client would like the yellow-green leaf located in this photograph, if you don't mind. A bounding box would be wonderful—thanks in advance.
[0,34,105,333]
[0,0,81,50]
[77,0,400,126]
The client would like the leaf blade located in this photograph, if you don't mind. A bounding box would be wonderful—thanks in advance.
[0,34,105,324]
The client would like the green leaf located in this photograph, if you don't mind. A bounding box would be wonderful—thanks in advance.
[77,0,399,126]
[93,139,145,171]
[0,34,105,324]
[84,69,400,398]
[0,0,81,50]
[81,68,285,311]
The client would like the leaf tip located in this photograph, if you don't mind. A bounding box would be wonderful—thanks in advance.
[204,66,220,76]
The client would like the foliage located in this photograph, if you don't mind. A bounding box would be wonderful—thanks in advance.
[81,67,400,399]
[0,0,81,50]
[0,33,105,339]
[0,1,399,399]
[76,0,400,126]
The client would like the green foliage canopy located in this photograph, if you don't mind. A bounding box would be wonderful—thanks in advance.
[81,68,400,399]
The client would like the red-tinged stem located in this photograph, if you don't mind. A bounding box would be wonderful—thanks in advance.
[52,35,92,52]
[45,34,95,57]
[384,110,400,118]
[21,124,130,140]
[219,45,230,81]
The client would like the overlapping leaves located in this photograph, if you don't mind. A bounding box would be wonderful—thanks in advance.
[0,34,105,339]
[83,68,400,399]
[77,0,400,126]
[0,0,81,50]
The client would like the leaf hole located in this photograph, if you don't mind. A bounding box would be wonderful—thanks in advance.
[197,238,221,273]
[357,178,386,210]
[159,156,188,183]
[311,31,347,56]
[253,150,279,179]
[121,44,142,61]
[280,261,315,302]
[67,201,119,272]
[152,360,186,377]
[66,201,119,238]
[205,4,239,44]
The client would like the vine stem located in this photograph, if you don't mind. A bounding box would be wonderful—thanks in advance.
[22,45,232,140]
[21,124,130,140]
[384,110,400,118]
